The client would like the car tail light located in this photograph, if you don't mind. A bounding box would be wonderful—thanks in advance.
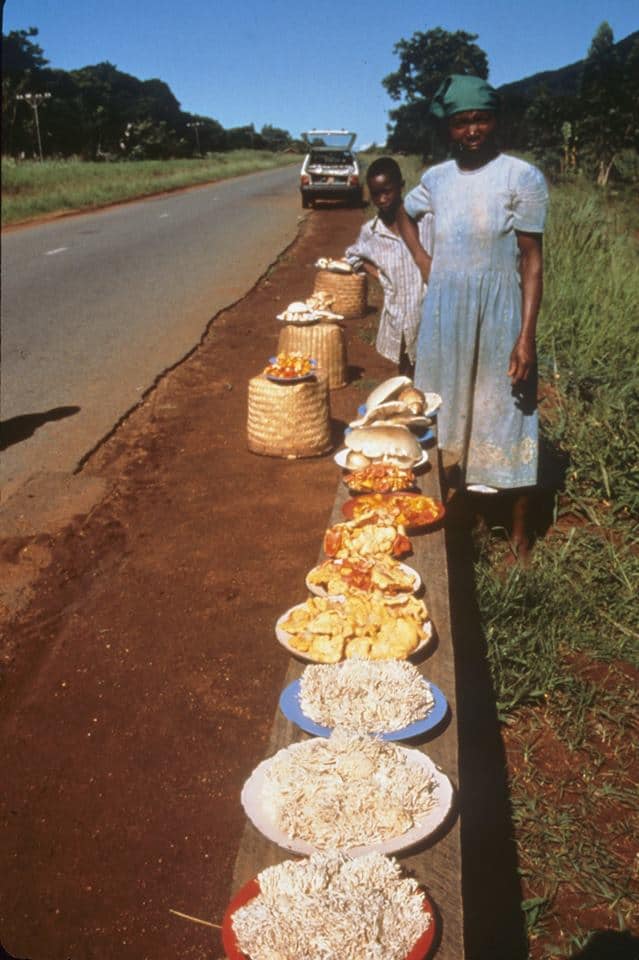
[348,174,359,186]
[301,174,310,186]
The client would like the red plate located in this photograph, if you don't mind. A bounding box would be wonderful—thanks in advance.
[222,876,438,960]
[342,493,445,530]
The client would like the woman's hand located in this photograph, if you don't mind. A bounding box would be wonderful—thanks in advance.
[508,335,536,383]
[513,231,543,383]
[413,249,432,285]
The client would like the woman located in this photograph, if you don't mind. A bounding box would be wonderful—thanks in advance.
[398,74,549,557]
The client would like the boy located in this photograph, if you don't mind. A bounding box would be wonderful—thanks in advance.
[345,157,429,374]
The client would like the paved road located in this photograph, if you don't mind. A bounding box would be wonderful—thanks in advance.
[1,164,301,499]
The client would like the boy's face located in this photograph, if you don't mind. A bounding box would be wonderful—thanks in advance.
[368,173,403,219]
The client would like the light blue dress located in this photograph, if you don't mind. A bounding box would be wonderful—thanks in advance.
[404,154,548,489]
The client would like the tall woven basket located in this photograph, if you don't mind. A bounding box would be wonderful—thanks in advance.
[247,371,332,459]
[312,270,367,320]
[277,323,347,390]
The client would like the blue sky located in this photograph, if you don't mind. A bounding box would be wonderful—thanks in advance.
[3,0,637,146]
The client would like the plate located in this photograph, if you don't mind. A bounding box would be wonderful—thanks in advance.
[334,448,429,471]
[277,309,345,325]
[350,413,431,430]
[414,426,436,445]
[466,483,499,494]
[343,467,419,496]
[266,372,317,384]
[222,876,438,960]
[241,742,454,856]
[275,601,433,663]
[341,494,445,530]
[423,392,442,418]
[276,311,321,325]
[279,677,448,740]
[305,559,421,597]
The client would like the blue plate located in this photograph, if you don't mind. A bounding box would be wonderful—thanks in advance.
[266,357,317,384]
[279,677,449,741]
[414,426,435,444]
[266,373,316,384]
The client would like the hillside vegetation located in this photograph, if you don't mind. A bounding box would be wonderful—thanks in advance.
[2,28,299,161]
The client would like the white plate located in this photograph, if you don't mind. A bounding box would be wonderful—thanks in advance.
[334,448,429,471]
[466,484,499,494]
[349,413,431,431]
[423,392,442,417]
[305,560,421,598]
[241,742,454,856]
[275,600,433,663]
[276,310,320,325]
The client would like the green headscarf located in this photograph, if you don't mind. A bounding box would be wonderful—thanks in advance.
[430,74,500,119]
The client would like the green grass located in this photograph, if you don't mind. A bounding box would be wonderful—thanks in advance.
[476,529,639,719]
[470,176,639,955]
[538,180,639,520]
[1,150,299,225]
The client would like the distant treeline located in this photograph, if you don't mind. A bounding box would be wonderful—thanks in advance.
[2,28,299,160]
[383,24,639,186]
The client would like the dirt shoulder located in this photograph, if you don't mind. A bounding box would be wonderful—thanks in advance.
[0,207,395,960]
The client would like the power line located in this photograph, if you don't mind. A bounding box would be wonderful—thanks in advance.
[16,91,52,161]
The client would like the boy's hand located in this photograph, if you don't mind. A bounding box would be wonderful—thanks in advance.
[360,261,380,281]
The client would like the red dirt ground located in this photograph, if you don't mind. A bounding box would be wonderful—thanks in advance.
[0,207,397,960]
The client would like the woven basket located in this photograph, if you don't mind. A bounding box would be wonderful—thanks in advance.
[312,270,367,320]
[277,323,347,390]
[247,371,332,458]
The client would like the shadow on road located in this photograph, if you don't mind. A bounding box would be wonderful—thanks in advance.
[0,406,81,451]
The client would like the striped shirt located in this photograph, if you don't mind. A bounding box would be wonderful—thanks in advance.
[345,215,430,363]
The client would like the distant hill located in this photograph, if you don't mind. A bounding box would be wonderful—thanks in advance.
[498,29,639,101]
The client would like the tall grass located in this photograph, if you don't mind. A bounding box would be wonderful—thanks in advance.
[475,177,639,702]
[1,151,299,226]
[471,178,639,953]
[538,180,639,520]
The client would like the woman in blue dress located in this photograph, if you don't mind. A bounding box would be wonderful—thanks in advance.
[399,74,549,557]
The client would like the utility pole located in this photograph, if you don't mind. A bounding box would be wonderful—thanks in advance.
[186,121,204,157]
[16,91,52,161]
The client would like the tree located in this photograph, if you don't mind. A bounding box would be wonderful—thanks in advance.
[138,79,182,126]
[2,27,48,154]
[259,124,292,151]
[179,113,227,155]
[579,22,639,184]
[70,62,140,157]
[383,27,489,154]
[524,87,580,174]
[119,119,181,160]
[225,124,258,149]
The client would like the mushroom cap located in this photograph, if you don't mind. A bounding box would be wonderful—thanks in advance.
[365,376,412,411]
[345,424,422,464]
